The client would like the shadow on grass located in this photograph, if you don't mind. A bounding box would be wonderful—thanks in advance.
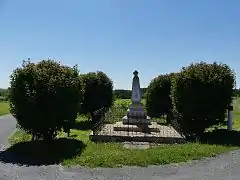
[73,120,94,130]
[200,129,240,146]
[0,138,86,166]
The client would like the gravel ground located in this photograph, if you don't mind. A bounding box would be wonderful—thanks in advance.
[0,115,240,180]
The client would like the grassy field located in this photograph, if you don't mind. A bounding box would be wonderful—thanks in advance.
[114,98,146,107]
[0,101,9,116]
[233,97,240,129]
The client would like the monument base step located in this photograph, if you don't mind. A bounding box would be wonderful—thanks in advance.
[113,121,159,132]
[126,103,147,118]
[122,115,151,125]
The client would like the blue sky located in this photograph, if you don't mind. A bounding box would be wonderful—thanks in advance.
[1,0,240,89]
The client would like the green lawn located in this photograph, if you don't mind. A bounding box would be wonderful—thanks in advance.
[233,97,240,129]
[0,101,9,115]
[114,98,146,107]
[9,129,236,168]
[8,115,238,168]
[6,98,240,167]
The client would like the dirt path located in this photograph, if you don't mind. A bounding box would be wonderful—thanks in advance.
[0,115,239,180]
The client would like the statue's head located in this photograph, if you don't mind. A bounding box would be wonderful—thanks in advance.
[133,70,138,76]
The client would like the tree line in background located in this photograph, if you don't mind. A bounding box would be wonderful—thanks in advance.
[234,88,240,97]
[2,59,236,141]
[3,85,240,101]
[1,86,148,101]
[113,88,147,99]
[0,88,9,101]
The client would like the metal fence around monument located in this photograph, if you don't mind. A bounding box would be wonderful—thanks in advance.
[91,107,109,134]
[91,106,127,134]
[91,106,184,141]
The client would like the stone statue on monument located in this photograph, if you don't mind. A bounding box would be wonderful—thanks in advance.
[122,70,151,125]
[131,70,141,103]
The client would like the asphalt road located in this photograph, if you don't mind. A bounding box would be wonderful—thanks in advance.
[0,115,16,148]
[0,115,240,180]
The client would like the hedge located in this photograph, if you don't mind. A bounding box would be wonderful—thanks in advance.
[171,62,235,136]
[79,71,114,122]
[145,73,176,120]
[9,60,83,140]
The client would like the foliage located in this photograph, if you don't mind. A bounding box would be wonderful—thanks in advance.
[0,88,7,96]
[114,99,131,108]
[141,88,148,99]
[114,89,131,99]
[145,73,175,119]
[171,62,235,136]
[79,71,114,122]
[114,99,146,110]
[0,88,9,101]
[9,59,83,140]
[233,88,240,97]
[114,88,147,99]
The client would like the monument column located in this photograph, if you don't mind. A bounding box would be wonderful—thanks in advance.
[122,70,151,125]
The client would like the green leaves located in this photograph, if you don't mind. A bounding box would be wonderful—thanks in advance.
[79,71,114,122]
[9,59,83,140]
[146,73,175,118]
[171,62,235,136]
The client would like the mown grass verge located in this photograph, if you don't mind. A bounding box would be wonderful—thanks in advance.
[4,116,238,168]
[3,98,240,167]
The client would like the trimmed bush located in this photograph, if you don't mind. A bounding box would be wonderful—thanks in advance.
[171,62,235,137]
[79,71,114,122]
[145,73,175,120]
[9,60,83,140]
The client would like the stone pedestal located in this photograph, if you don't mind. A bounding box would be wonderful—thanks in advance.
[122,102,151,125]
[122,116,151,125]
[114,122,159,132]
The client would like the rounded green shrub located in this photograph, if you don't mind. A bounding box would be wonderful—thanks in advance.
[9,60,83,140]
[145,73,175,119]
[171,62,235,137]
[79,71,114,122]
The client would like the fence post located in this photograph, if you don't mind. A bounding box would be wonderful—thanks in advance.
[227,102,233,131]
